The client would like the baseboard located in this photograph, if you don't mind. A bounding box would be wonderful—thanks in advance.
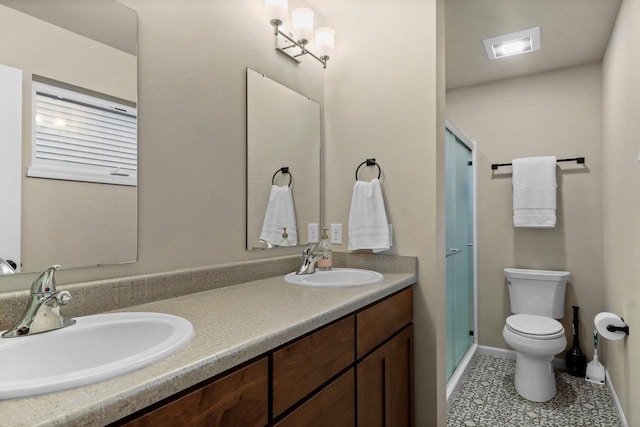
[605,370,629,427]
[446,343,478,405]
[478,346,628,425]
[477,345,566,369]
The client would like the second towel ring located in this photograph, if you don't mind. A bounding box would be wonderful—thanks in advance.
[355,158,381,181]
[272,167,292,187]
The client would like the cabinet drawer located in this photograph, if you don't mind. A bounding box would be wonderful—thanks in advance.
[275,368,355,427]
[272,315,355,417]
[119,358,268,427]
[357,287,413,359]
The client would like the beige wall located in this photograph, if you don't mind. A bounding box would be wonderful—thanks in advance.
[22,182,137,271]
[324,1,445,424]
[447,64,604,359]
[0,6,135,100]
[0,5,137,273]
[603,0,640,423]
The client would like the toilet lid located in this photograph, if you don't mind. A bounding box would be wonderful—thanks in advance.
[506,314,564,339]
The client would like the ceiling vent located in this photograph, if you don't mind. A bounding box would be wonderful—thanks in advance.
[483,26,540,60]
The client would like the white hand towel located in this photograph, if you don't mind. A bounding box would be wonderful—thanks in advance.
[512,156,557,228]
[348,178,390,252]
[260,185,297,245]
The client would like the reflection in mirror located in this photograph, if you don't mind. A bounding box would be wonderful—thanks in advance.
[246,68,320,250]
[0,0,137,276]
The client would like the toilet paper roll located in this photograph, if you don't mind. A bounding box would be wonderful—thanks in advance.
[594,312,627,341]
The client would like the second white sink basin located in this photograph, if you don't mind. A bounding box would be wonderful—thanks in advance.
[285,268,383,288]
[0,312,194,400]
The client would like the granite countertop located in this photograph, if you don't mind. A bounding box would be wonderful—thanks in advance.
[0,271,415,427]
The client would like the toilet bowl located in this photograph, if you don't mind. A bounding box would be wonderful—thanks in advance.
[503,268,570,402]
[503,314,567,402]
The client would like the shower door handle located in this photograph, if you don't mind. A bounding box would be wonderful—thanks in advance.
[446,248,462,257]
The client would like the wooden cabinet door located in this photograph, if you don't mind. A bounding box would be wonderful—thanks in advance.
[119,358,268,427]
[357,340,387,427]
[356,325,414,427]
[272,316,355,417]
[275,369,355,427]
[387,324,414,427]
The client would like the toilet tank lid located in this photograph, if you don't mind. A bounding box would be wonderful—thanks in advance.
[504,268,570,281]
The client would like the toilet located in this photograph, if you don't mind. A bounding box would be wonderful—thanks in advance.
[502,268,570,402]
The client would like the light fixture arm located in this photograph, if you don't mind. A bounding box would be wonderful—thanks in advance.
[270,19,281,35]
[272,23,328,69]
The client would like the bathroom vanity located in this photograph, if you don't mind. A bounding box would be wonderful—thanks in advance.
[115,287,413,426]
[0,255,416,427]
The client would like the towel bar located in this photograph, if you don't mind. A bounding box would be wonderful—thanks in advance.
[355,158,381,181]
[491,157,585,171]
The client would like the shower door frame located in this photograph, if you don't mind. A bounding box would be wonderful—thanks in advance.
[444,118,478,402]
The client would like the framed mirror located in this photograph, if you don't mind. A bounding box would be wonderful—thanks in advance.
[246,68,320,250]
[0,0,137,276]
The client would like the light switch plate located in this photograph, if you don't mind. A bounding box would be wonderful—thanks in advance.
[388,224,393,247]
[308,223,319,243]
[330,223,342,244]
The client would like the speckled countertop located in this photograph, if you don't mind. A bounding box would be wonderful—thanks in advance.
[0,271,415,427]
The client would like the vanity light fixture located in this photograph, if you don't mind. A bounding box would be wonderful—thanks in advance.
[265,0,335,69]
[483,26,540,60]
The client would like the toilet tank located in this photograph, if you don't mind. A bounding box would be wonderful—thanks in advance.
[504,268,570,319]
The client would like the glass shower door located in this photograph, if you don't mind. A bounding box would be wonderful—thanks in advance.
[445,127,474,382]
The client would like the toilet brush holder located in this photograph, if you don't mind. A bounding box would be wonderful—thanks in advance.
[566,306,587,377]
[585,330,606,385]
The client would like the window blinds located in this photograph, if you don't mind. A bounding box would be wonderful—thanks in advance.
[28,81,137,186]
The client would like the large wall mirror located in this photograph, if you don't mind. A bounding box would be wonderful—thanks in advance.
[246,68,320,250]
[0,0,137,277]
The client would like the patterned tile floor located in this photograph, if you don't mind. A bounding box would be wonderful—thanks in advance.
[447,354,622,426]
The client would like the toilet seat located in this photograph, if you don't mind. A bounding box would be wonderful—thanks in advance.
[506,314,565,340]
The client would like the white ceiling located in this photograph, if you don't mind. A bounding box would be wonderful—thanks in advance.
[446,0,622,89]
[308,0,622,90]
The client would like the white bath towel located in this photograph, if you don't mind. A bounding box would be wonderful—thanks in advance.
[348,178,390,252]
[512,156,557,228]
[260,185,297,245]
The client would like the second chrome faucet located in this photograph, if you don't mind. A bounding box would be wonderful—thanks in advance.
[296,243,328,275]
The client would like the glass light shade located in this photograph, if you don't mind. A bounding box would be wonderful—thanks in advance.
[265,0,287,25]
[314,27,335,58]
[292,7,314,44]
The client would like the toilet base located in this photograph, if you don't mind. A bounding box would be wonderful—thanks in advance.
[514,352,557,402]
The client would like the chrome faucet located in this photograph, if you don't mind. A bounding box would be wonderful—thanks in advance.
[296,243,327,275]
[2,265,76,338]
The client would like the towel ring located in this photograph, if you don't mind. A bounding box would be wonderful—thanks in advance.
[355,158,381,181]
[272,167,292,187]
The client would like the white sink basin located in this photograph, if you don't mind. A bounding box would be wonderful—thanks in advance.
[0,312,194,400]
[285,268,383,288]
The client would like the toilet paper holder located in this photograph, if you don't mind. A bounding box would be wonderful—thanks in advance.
[606,319,630,336]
